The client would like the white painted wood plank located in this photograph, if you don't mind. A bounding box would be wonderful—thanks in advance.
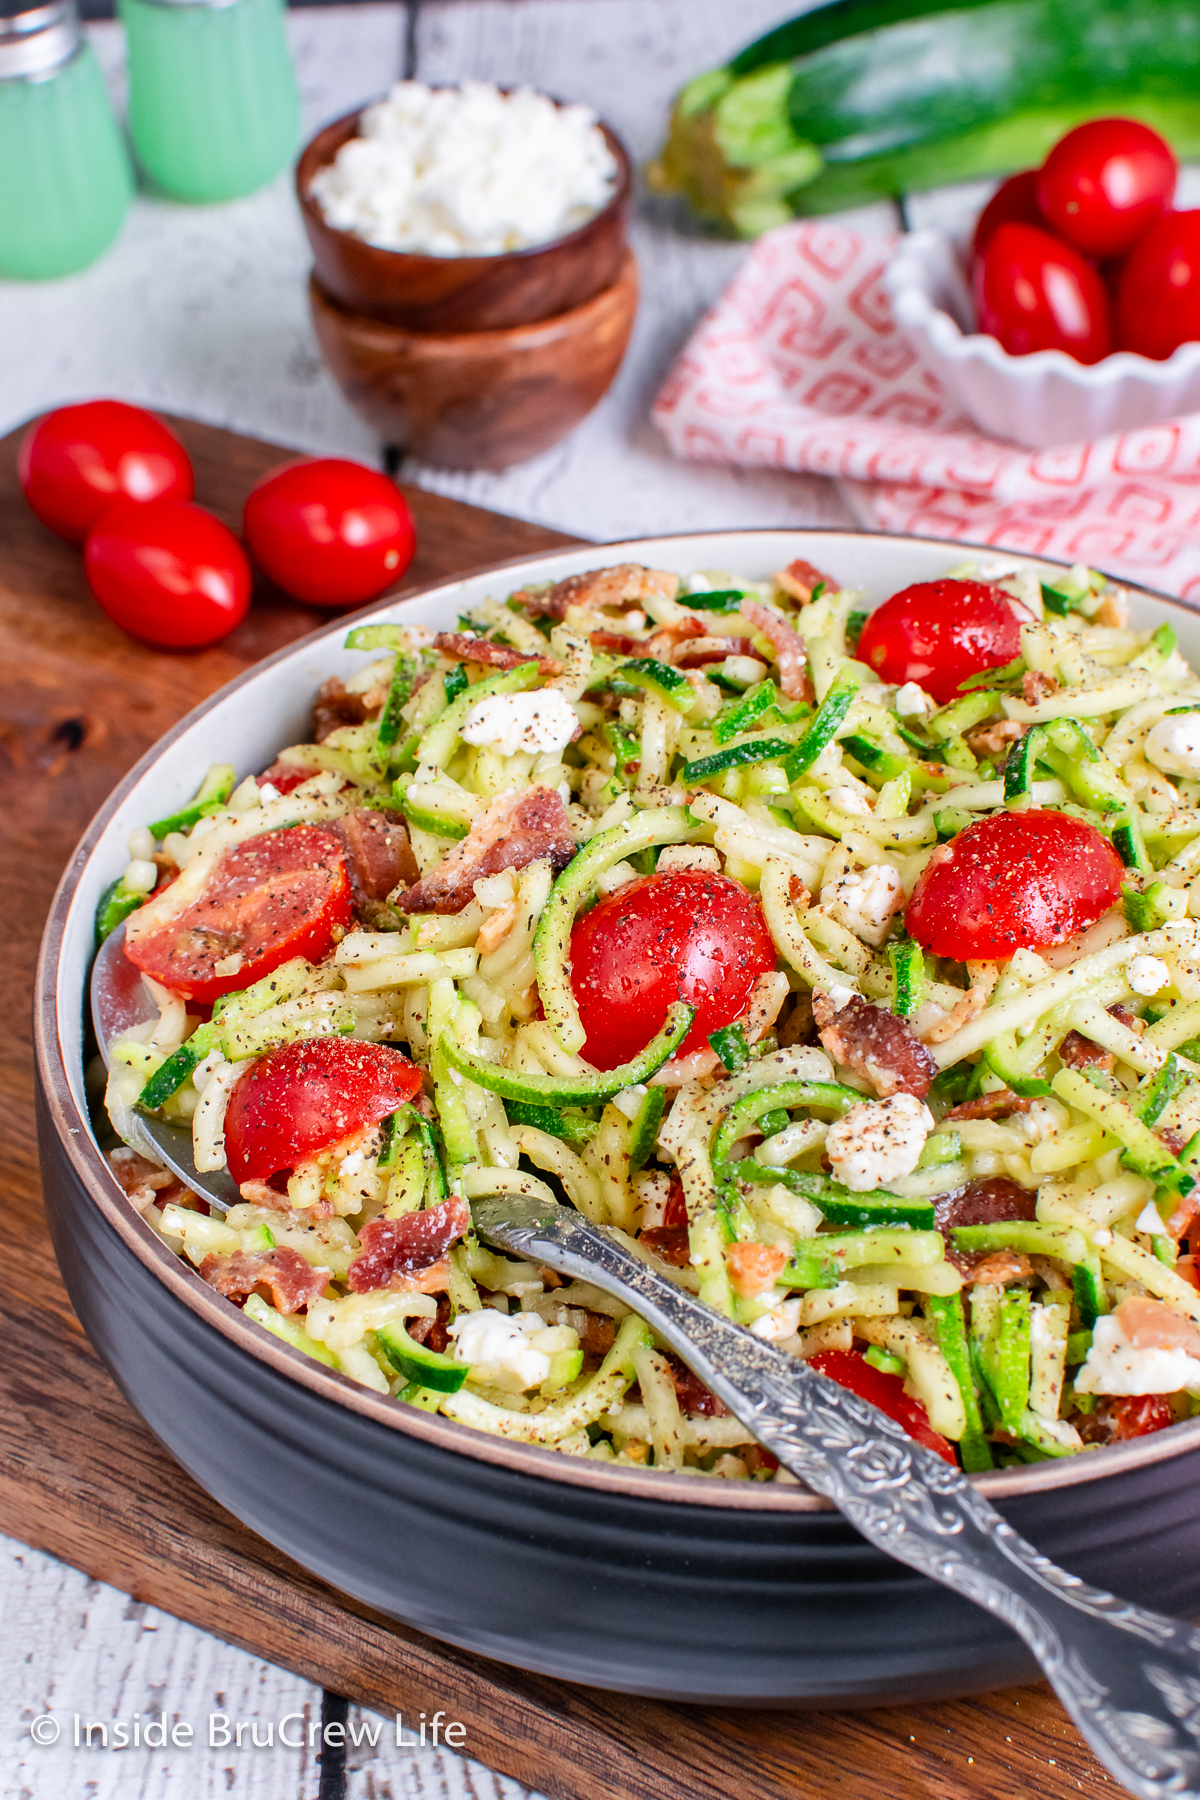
[405,0,898,541]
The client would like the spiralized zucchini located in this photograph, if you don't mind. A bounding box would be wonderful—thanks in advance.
[101,553,1200,1477]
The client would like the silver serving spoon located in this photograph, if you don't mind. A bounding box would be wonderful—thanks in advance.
[91,924,239,1211]
[89,929,1200,1791]
[474,1191,1200,1800]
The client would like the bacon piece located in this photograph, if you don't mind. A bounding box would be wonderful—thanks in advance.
[346,1196,469,1293]
[641,616,706,661]
[312,676,371,743]
[727,1241,789,1298]
[639,1225,690,1266]
[812,991,936,1098]
[1058,1030,1114,1073]
[1109,1003,1144,1035]
[944,1088,1034,1122]
[200,1246,329,1314]
[108,1146,182,1213]
[935,1177,1036,1275]
[257,761,312,796]
[1022,670,1059,706]
[774,558,836,604]
[664,1350,728,1418]
[969,1251,1034,1286]
[399,785,576,915]
[335,808,420,917]
[737,599,812,701]
[674,637,757,669]
[964,718,1022,760]
[577,1311,617,1361]
[512,564,680,619]
[1115,1295,1200,1357]
[590,629,640,655]
[432,631,561,676]
[408,1293,453,1352]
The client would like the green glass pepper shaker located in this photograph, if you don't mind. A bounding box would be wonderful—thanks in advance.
[0,0,134,280]
[119,0,300,204]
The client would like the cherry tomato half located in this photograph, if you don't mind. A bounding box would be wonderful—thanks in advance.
[243,458,416,608]
[1037,118,1176,260]
[973,222,1113,364]
[124,824,352,1003]
[84,498,251,649]
[971,169,1044,263]
[1115,210,1200,360]
[569,869,777,1069]
[19,400,193,545]
[906,810,1123,961]
[808,1350,956,1464]
[224,1037,422,1184]
[855,579,1022,706]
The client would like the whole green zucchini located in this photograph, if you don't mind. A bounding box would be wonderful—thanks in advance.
[649,0,1200,236]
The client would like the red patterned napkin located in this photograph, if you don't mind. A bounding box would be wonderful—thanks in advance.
[652,220,1200,604]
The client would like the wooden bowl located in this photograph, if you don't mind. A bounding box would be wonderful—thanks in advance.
[296,102,633,334]
[309,248,638,470]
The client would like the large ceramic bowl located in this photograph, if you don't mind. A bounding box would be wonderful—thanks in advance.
[35,531,1200,1707]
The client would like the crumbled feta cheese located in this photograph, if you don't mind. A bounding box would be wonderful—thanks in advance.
[1126,954,1170,996]
[1028,1412,1084,1450]
[258,782,282,803]
[1145,712,1200,778]
[447,1309,560,1392]
[824,1094,934,1192]
[827,783,874,816]
[1020,1100,1064,1144]
[1135,1200,1172,1238]
[827,984,857,1010]
[310,80,618,257]
[596,859,638,895]
[750,1296,803,1341]
[657,844,722,875]
[820,860,905,948]
[339,1148,367,1179]
[894,682,932,718]
[1075,1313,1200,1396]
[461,688,578,757]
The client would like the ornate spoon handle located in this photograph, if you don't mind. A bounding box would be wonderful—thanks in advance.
[474,1194,1200,1800]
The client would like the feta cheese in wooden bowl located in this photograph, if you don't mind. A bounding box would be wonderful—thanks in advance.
[296,81,633,334]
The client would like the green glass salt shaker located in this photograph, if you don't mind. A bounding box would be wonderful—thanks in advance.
[119,0,299,204]
[0,1,133,280]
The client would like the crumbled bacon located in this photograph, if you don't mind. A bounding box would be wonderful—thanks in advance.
[257,761,312,796]
[400,785,576,914]
[664,1350,728,1418]
[408,1293,453,1353]
[511,564,679,619]
[774,558,836,604]
[641,616,707,661]
[944,1088,1034,1122]
[1058,1030,1114,1073]
[1109,1003,1144,1035]
[639,1226,690,1266]
[737,599,812,701]
[726,1241,789,1298]
[969,1251,1034,1286]
[335,808,420,918]
[590,629,641,655]
[674,637,757,668]
[935,1178,1037,1274]
[963,718,1023,760]
[432,631,561,676]
[313,677,371,743]
[1022,670,1059,706]
[200,1246,329,1314]
[107,1146,182,1213]
[576,1311,616,1360]
[346,1195,469,1293]
[812,992,937,1098]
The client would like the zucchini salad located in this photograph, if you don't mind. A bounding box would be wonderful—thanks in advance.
[96,553,1200,1478]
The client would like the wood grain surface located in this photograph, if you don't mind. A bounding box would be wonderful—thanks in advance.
[0,412,1114,1800]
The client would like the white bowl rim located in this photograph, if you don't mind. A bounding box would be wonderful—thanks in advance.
[885,227,1200,387]
[34,525,1200,1516]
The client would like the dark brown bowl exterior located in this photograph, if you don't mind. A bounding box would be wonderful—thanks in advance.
[296,107,632,334]
[34,530,1200,1706]
[309,252,637,470]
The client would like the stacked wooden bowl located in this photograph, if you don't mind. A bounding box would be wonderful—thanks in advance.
[296,108,637,471]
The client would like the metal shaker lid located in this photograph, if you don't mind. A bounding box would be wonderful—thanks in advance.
[0,0,81,81]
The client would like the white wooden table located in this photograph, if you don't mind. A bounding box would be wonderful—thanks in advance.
[0,3,900,1794]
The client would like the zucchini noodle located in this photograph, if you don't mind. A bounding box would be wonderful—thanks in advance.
[97,552,1200,1478]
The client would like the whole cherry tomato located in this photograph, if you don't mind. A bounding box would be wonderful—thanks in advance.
[973,222,1113,363]
[855,579,1023,706]
[124,824,352,1003]
[1115,210,1200,360]
[569,869,777,1069]
[224,1037,422,1184]
[243,458,416,607]
[906,810,1124,961]
[84,498,251,648]
[19,399,193,545]
[1037,118,1176,260]
[971,169,1044,263]
[808,1350,956,1464]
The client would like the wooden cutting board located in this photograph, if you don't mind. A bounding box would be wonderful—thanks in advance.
[0,413,1110,1800]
